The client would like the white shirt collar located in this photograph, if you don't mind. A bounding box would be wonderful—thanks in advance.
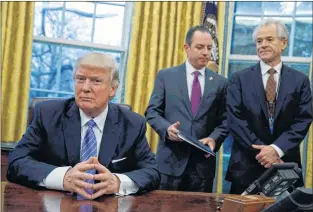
[185,59,205,76]
[79,105,109,132]
[260,60,282,76]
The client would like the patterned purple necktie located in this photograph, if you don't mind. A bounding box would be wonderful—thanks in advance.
[191,71,201,117]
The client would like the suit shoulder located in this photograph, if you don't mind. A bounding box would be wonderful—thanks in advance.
[157,64,184,76]
[287,66,309,81]
[110,103,145,125]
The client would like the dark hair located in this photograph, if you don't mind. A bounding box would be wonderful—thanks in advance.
[185,25,211,46]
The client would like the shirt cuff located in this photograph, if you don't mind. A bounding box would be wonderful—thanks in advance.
[270,144,284,158]
[39,166,71,191]
[114,173,139,196]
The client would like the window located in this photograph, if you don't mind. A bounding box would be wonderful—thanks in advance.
[228,1,312,76]
[29,2,133,103]
[220,1,312,193]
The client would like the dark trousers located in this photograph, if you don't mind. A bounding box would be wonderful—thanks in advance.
[159,160,213,192]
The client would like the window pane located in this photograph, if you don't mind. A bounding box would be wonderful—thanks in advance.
[263,2,295,15]
[296,2,312,15]
[231,17,261,55]
[31,42,61,90]
[33,2,65,38]
[228,61,257,77]
[93,3,125,46]
[285,63,310,77]
[263,17,292,56]
[59,46,90,93]
[57,93,74,98]
[63,2,95,42]
[234,2,262,15]
[293,17,313,57]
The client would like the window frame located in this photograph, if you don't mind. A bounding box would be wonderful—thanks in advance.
[30,2,134,103]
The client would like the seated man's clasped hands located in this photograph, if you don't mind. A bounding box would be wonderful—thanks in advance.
[63,157,121,199]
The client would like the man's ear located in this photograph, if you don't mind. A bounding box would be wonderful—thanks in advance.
[184,44,190,52]
[281,39,288,52]
[109,84,118,99]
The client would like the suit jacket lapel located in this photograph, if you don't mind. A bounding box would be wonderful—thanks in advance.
[195,69,217,118]
[63,101,81,166]
[252,63,269,119]
[98,103,119,167]
[274,64,290,120]
[178,64,193,118]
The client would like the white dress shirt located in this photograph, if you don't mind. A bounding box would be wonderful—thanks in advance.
[185,60,205,100]
[260,60,284,158]
[40,105,139,195]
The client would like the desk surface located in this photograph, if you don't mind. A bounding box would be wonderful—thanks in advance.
[2,183,226,212]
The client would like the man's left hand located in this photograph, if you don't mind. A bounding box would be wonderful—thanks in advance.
[91,160,121,199]
[252,144,279,168]
[199,137,216,158]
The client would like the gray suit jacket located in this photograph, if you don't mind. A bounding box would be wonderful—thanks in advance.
[145,63,228,178]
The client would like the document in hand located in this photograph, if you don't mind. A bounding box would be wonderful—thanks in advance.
[176,132,216,157]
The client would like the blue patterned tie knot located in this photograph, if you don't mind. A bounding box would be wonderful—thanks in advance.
[87,119,96,128]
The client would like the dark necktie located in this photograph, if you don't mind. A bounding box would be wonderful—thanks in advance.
[191,71,201,117]
[266,68,277,118]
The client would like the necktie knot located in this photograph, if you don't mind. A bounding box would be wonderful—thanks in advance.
[87,119,96,128]
[193,71,200,78]
[268,68,276,75]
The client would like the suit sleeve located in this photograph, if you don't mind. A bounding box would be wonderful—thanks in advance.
[7,104,57,188]
[273,76,313,153]
[227,73,266,153]
[145,70,171,143]
[209,79,229,152]
[123,119,160,192]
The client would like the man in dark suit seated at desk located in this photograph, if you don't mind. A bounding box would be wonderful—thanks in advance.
[7,52,160,200]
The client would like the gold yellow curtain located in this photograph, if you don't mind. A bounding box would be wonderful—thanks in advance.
[1,2,35,142]
[215,1,227,194]
[125,2,203,152]
[305,61,313,187]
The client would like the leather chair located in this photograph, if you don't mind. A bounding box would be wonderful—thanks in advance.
[27,97,132,125]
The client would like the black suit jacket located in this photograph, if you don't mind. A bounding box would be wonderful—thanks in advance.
[226,63,312,186]
[7,98,160,191]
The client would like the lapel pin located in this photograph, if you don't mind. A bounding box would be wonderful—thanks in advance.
[209,77,213,80]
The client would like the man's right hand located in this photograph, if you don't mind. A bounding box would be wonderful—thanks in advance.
[63,157,96,199]
[167,121,182,142]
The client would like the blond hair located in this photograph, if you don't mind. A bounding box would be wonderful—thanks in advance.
[74,52,119,87]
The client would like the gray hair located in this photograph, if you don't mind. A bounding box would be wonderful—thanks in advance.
[252,19,289,42]
[185,25,212,46]
[74,52,119,87]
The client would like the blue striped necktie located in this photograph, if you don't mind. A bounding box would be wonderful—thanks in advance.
[79,119,97,197]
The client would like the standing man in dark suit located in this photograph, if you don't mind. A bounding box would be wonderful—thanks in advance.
[145,25,228,192]
[7,52,160,199]
[226,19,312,194]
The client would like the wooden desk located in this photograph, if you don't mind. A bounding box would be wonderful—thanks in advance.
[2,183,226,212]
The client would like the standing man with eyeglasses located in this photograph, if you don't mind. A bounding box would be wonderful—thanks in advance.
[145,25,228,192]
[226,19,312,194]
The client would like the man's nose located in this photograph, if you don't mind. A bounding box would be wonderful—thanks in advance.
[82,80,92,92]
[202,48,209,55]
